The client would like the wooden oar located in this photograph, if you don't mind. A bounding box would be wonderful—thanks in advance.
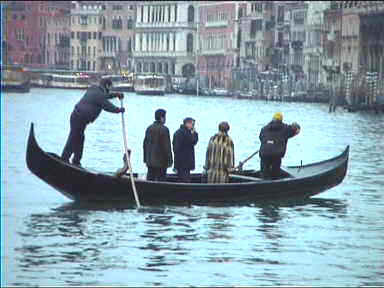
[120,98,141,208]
[235,150,259,171]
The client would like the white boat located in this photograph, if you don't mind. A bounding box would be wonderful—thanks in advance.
[101,74,134,92]
[134,74,166,95]
[33,73,90,89]
[212,88,230,97]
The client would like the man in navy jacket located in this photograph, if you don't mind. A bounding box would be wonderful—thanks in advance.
[172,117,199,182]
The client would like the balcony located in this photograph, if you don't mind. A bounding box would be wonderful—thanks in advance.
[205,20,228,28]
[200,48,226,56]
[135,21,198,29]
[133,51,195,58]
[100,51,116,58]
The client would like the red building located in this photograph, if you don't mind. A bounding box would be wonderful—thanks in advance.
[197,2,246,89]
[4,1,49,68]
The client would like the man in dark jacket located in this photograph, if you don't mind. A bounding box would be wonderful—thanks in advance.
[143,109,173,181]
[172,117,199,182]
[61,78,124,166]
[259,112,300,179]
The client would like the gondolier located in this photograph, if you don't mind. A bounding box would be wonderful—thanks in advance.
[259,112,300,179]
[61,78,125,166]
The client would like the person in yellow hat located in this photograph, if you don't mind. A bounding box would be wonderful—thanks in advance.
[258,112,300,179]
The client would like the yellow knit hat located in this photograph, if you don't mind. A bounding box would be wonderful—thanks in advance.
[273,112,283,121]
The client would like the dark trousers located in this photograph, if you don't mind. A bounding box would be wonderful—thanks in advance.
[147,167,167,182]
[260,156,282,180]
[177,168,191,183]
[61,112,87,165]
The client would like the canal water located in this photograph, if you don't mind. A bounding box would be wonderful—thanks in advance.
[2,89,384,286]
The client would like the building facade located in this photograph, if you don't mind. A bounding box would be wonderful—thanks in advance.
[70,1,104,72]
[134,1,198,78]
[4,1,49,68]
[100,1,136,73]
[45,1,71,69]
[240,1,275,72]
[288,1,308,80]
[198,1,246,89]
[304,1,330,88]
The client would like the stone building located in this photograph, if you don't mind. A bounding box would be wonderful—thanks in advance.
[100,1,136,73]
[240,1,274,72]
[70,1,104,72]
[287,1,308,80]
[134,1,199,78]
[303,1,330,88]
[45,1,71,69]
[198,1,246,89]
[4,1,49,68]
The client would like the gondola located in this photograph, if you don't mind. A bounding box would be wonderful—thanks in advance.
[26,123,349,205]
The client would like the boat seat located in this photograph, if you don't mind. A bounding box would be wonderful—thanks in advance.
[229,174,263,182]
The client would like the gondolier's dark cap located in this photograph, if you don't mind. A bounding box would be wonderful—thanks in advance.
[155,109,167,120]
[183,117,195,124]
[100,78,112,88]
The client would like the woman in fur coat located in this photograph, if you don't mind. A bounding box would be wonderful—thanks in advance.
[204,121,235,183]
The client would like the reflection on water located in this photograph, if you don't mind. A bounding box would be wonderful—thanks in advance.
[11,197,352,286]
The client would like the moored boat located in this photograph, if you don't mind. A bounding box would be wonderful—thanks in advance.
[101,74,134,92]
[26,123,349,205]
[134,74,166,95]
[32,73,90,89]
[1,64,30,93]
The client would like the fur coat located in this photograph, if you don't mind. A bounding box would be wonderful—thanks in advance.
[204,132,235,183]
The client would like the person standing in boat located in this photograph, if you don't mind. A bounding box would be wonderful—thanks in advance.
[204,122,235,183]
[61,78,124,166]
[172,117,199,182]
[143,109,173,181]
[259,112,300,179]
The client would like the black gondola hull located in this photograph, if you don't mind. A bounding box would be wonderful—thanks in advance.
[26,123,349,205]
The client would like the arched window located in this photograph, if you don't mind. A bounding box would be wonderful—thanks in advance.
[188,5,194,23]
[150,62,155,73]
[164,62,169,74]
[127,39,132,52]
[158,62,162,73]
[143,62,148,72]
[187,33,194,53]
[137,62,142,72]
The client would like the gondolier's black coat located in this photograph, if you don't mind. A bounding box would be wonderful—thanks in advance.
[143,121,173,168]
[73,85,120,124]
[259,121,296,158]
[172,125,199,170]
[61,85,120,164]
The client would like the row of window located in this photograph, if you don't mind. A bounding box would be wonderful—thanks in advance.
[137,32,177,52]
[72,60,97,72]
[15,28,25,41]
[207,11,228,23]
[245,43,267,58]
[203,34,229,51]
[70,31,102,41]
[291,31,306,42]
[250,3,263,13]
[139,5,182,23]
[136,61,176,75]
